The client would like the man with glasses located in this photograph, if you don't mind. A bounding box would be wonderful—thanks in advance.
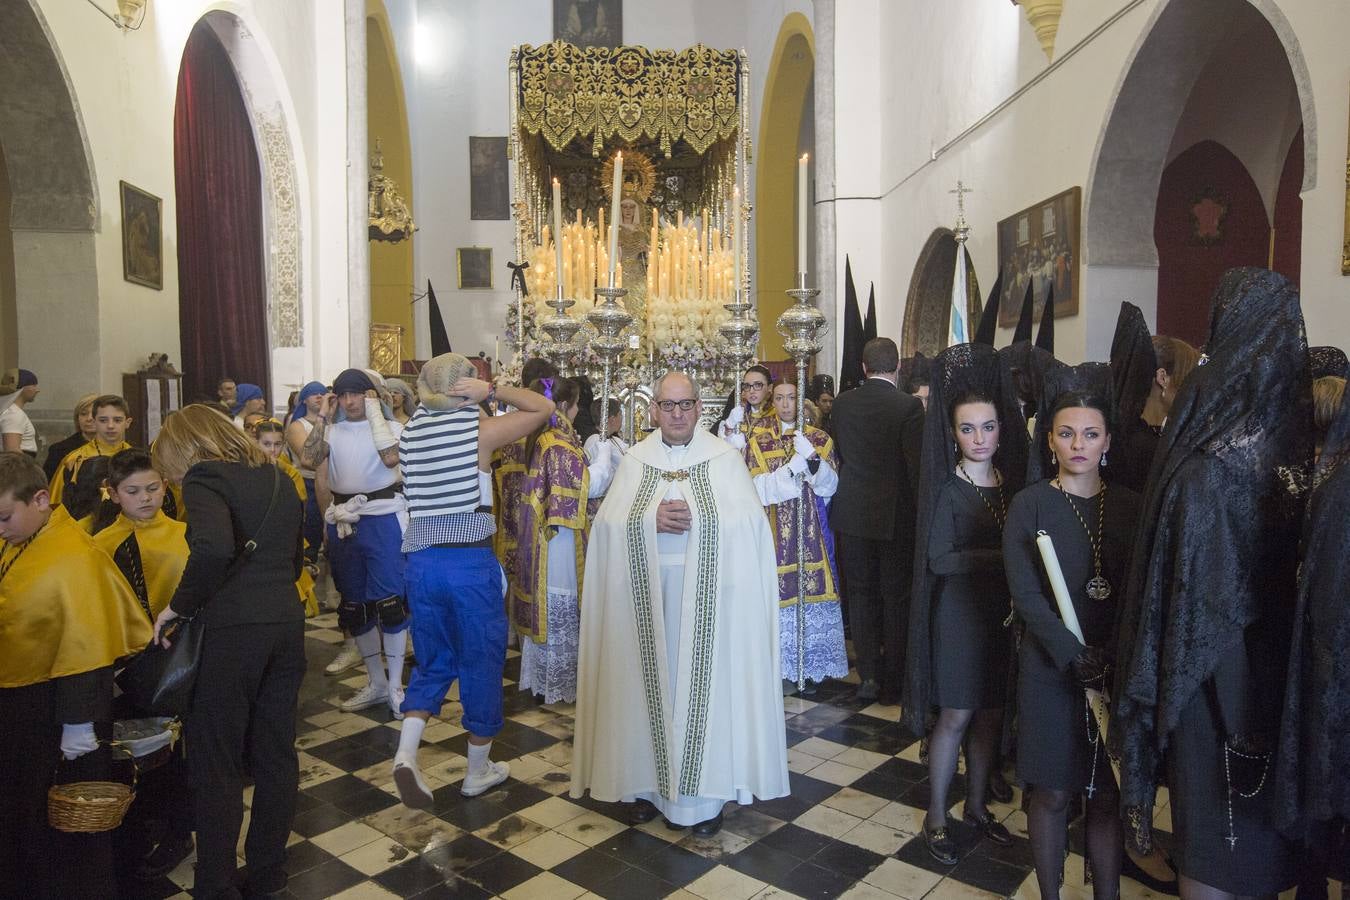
[719,365,774,449]
[572,371,789,837]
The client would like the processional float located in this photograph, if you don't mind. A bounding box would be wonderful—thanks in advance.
[505,41,759,434]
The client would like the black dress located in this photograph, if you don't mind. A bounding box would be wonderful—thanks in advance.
[1003,478,1139,791]
[926,476,1009,710]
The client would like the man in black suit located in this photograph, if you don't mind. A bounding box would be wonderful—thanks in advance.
[829,338,925,703]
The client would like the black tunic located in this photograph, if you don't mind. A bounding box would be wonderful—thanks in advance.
[1003,478,1139,791]
[926,476,1010,709]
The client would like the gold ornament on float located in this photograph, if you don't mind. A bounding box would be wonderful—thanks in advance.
[368,139,418,244]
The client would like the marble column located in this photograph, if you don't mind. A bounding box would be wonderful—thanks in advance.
[812,0,838,380]
[346,0,370,367]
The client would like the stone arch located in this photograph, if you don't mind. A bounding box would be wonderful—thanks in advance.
[756,13,814,360]
[901,228,980,358]
[1082,0,1314,351]
[0,0,101,407]
[196,7,309,401]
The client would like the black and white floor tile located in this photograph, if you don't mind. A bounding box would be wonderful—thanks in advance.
[124,613,1341,900]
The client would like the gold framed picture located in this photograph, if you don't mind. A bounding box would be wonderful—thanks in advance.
[996,186,1081,326]
[457,247,493,290]
[120,180,163,290]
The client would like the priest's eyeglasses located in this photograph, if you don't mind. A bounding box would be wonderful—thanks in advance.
[655,399,698,412]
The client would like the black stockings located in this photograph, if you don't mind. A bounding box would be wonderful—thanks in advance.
[1178,874,1270,900]
[1027,784,1122,900]
[925,706,1002,829]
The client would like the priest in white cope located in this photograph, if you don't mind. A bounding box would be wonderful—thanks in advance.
[570,371,789,836]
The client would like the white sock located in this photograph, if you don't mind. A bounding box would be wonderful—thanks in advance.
[467,741,492,777]
[396,717,426,758]
[355,628,388,691]
[384,629,408,690]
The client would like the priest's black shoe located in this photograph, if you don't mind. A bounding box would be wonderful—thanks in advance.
[923,823,959,866]
[628,799,660,826]
[691,812,724,837]
[988,770,1014,804]
[963,810,1012,845]
[134,834,194,880]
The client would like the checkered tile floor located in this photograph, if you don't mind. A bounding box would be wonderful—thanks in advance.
[124,611,1339,900]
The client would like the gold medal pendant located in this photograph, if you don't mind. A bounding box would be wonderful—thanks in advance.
[1086,574,1112,602]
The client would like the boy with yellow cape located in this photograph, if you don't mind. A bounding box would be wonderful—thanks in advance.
[0,452,151,897]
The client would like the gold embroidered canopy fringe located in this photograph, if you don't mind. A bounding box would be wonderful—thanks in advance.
[512,42,743,158]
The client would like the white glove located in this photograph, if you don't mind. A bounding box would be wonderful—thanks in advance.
[723,405,746,433]
[724,431,747,451]
[365,397,397,451]
[60,722,98,760]
[785,452,810,476]
[792,433,815,460]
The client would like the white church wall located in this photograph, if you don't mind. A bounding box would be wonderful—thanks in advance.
[873,0,1349,363]
[28,0,349,412]
[405,0,809,363]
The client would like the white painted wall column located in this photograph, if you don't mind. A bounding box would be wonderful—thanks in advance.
[812,0,837,379]
[346,0,370,367]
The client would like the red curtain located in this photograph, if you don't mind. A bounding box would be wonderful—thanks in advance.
[174,23,268,403]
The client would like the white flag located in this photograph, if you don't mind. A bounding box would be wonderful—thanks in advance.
[948,241,969,347]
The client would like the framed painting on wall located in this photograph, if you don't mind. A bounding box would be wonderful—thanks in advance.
[553,0,621,48]
[996,186,1081,327]
[120,180,163,290]
[457,247,493,290]
[469,136,510,221]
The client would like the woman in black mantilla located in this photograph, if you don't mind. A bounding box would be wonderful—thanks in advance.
[903,343,1028,865]
[1113,268,1310,900]
[1274,351,1350,898]
[1004,370,1141,900]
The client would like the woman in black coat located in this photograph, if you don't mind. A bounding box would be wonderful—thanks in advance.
[152,404,306,900]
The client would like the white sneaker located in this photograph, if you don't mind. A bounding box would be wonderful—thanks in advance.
[392,752,433,809]
[341,682,389,712]
[388,686,406,721]
[460,760,510,797]
[325,643,361,675]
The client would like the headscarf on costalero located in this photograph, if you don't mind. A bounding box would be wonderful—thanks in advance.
[1111,268,1312,855]
[901,342,1028,738]
[1024,361,1115,484]
[1106,302,1159,493]
[1273,369,1350,839]
[1308,345,1347,379]
[289,381,326,425]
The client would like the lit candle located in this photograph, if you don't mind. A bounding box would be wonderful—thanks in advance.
[607,152,623,287]
[732,185,741,296]
[798,153,809,277]
[701,207,708,300]
[552,179,563,295]
[495,336,500,365]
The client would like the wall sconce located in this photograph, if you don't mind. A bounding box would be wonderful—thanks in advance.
[84,0,147,31]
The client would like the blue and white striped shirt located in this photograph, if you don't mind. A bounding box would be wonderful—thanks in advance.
[399,405,494,551]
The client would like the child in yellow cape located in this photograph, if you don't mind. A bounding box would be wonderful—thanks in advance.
[0,451,151,895]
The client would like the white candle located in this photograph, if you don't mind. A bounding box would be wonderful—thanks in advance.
[607,153,623,286]
[732,185,741,297]
[552,178,563,295]
[1034,530,1085,644]
[798,153,809,277]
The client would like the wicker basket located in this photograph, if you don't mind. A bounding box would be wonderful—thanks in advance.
[47,777,135,833]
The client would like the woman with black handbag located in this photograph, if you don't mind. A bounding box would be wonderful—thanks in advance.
[151,404,305,900]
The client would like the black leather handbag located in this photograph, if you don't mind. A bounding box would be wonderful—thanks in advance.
[117,467,280,717]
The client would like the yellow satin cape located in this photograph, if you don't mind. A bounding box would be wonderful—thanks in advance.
[0,506,152,688]
[93,511,188,620]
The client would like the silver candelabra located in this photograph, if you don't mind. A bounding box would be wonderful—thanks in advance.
[777,272,827,691]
